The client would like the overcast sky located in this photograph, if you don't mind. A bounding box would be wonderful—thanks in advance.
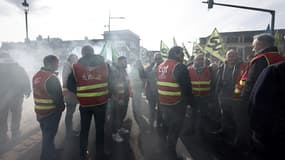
[1,0,285,50]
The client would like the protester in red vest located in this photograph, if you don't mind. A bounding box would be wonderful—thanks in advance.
[241,33,285,101]
[235,33,285,153]
[187,54,214,136]
[67,45,110,160]
[157,46,193,159]
[32,55,65,160]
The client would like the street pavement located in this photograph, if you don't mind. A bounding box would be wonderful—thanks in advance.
[0,97,134,160]
[0,91,249,160]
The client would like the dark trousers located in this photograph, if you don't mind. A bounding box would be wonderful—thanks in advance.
[160,103,186,153]
[232,100,251,148]
[79,104,106,159]
[189,96,209,135]
[251,135,285,160]
[39,112,62,160]
[111,99,128,133]
[64,96,77,134]
[0,96,23,140]
[219,98,236,141]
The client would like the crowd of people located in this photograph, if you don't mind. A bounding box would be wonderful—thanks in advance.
[0,32,284,160]
[138,32,285,160]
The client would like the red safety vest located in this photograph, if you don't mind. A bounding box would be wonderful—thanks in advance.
[73,63,109,106]
[157,59,182,105]
[233,52,285,99]
[232,63,248,99]
[33,70,57,115]
[188,66,211,96]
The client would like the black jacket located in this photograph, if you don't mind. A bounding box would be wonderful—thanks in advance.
[0,59,31,109]
[215,61,243,99]
[249,61,285,151]
[242,47,279,101]
[172,60,193,106]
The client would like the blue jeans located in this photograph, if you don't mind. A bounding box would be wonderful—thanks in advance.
[39,112,62,160]
[65,96,78,134]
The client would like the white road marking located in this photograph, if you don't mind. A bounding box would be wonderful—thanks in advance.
[176,138,193,160]
[142,115,150,125]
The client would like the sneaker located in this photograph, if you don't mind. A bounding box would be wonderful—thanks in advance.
[112,133,123,142]
[118,128,129,134]
[80,150,89,160]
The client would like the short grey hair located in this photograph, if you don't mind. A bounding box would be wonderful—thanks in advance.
[253,33,275,47]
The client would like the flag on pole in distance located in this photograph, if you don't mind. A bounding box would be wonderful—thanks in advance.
[100,41,110,59]
[160,40,169,59]
[182,43,190,61]
[111,44,119,62]
[192,42,205,55]
[204,28,226,62]
[173,37,178,46]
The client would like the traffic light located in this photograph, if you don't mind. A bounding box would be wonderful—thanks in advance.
[208,0,214,9]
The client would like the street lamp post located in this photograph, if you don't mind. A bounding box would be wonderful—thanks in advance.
[203,0,276,33]
[22,0,29,42]
[107,11,125,32]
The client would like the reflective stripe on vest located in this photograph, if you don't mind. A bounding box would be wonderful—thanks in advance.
[157,81,181,96]
[191,81,211,92]
[76,82,108,97]
[77,90,108,97]
[158,90,181,96]
[157,81,179,87]
[157,60,182,105]
[232,63,248,99]
[77,83,108,91]
[188,66,211,96]
[233,52,285,99]
[234,80,245,94]
[34,98,55,110]
[33,70,57,115]
[73,63,109,106]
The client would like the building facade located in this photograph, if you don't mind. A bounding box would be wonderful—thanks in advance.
[199,29,285,61]
[103,30,140,62]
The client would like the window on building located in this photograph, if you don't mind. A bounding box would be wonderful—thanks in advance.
[237,48,243,54]
[244,36,253,43]
[226,36,238,43]
[244,46,253,60]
